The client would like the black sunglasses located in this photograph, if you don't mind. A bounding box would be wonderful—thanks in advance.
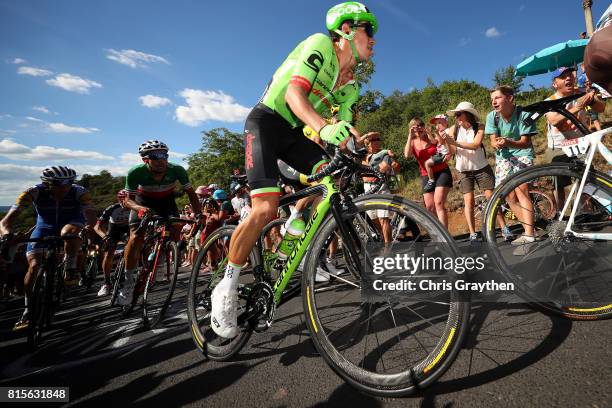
[454,112,464,117]
[50,179,72,187]
[147,152,169,160]
[355,23,374,38]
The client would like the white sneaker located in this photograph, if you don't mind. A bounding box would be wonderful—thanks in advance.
[315,267,330,283]
[97,284,110,297]
[210,282,239,339]
[511,235,535,246]
[116,276,135,306]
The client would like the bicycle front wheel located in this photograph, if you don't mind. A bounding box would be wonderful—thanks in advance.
[187,225,260,361]
[482,163,612,320]
[302,194,469,397]
[143,241,179,328]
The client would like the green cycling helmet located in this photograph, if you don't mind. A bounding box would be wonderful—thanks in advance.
[326,2,378,39]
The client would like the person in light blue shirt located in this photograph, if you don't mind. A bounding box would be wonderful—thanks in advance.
[485,85,538,248]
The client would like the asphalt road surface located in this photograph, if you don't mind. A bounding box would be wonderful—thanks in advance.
[1,260,611,407]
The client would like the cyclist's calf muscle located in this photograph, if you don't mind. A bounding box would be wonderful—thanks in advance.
[228,195,280,265]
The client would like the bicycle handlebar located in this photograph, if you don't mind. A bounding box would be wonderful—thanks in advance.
[306,147,386,193]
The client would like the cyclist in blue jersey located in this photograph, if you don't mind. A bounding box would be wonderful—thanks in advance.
[0,166,97,330]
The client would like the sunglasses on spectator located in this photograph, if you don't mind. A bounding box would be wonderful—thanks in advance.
[415,124,425,128]
[454,112,464,117]
[146,152,169,160]
[355,23,374,38]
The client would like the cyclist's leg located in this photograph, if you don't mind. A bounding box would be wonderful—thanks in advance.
[118,211,146,304]
[61,222,83,285]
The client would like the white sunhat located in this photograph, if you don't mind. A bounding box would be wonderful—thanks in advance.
[446,101,480,120]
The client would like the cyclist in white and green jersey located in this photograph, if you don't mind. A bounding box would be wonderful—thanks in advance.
[117,140,201,305]
[211,2,378,338]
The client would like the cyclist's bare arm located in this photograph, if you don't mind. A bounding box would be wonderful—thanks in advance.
[0,207,21,235]
[285,85,329,135]
[185,187,202,215]
[123,195,148,214]
[93,221,108,238]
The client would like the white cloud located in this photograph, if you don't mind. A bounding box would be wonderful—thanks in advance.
[0,114,13,120]
[485,27,501,38]
[106,49,169,69]
[175,89,250,126]
[0,138,112,161]
[46,73,102,94]
[47,122,100,134]
[32,106,51,114]
[17,66,53,77]
[12,58,27,64]
[139,95,172,108]
[0,129,17,136]
[459,37,471,47]
[25,116,44,123]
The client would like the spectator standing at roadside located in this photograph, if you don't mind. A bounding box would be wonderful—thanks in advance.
[422,115,451,193]
[404,117,452,229]
[443,102,513,243]
[485,85,537,248]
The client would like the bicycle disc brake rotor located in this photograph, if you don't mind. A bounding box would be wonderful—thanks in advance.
[245,282,275,332]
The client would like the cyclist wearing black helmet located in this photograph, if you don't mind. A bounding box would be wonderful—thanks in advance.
[0,166,96,331]
[117,140,201,306]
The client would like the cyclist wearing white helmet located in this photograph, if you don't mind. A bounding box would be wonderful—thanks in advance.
[0,166,97,330]
[210,2,378,338]
[117,140,202,306]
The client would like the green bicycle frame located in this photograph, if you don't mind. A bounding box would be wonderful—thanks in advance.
[272,176,337,304]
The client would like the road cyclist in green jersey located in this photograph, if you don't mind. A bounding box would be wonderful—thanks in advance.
[117,140,202,306]
[210,1,378,338]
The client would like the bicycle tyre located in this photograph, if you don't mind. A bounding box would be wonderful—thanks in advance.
[302,194,470,397]
[482,163,612,320]
[110,257,125,307]
[142,241,179,328]
[27,271,46,349]
[187,225,259,361]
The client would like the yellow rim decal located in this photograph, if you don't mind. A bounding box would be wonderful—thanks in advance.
[566,304,612,312]
[191,324,204,348]
[307,286,318,333]
[596,177,612,188]
[487,198,500,229]
[363,201,402,210]
[424,327,455,374]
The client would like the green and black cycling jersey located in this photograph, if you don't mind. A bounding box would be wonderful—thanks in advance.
[260,33,359,127]
[247,33,358,197]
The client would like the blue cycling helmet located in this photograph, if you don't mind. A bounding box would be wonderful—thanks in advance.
[213,189,227,201]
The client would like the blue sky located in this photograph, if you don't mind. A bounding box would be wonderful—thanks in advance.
[0,0,609,204]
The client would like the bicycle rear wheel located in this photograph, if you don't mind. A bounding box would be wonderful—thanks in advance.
[143,241,179,328]
[482,163,612,320]
[187,225,260,361]
[302,194,469,396]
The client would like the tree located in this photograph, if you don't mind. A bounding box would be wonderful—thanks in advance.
[186,128,245,191]
[354,60,375,88]
[493,65,524,93]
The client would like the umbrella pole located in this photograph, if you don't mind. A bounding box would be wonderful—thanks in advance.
[582,0,595,36]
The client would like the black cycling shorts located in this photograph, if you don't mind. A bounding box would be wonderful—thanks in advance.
[128,197,179,227]
[244,103,329,198]
[107,223,129,242]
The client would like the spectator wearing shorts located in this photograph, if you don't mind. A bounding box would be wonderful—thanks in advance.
[404,117,453,229]
[444,102,513,243]
[423,115,451,193]
[485,85,538,248]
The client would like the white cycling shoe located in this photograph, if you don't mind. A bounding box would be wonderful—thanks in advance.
[97,284,110,297]
[210,281,239,339]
